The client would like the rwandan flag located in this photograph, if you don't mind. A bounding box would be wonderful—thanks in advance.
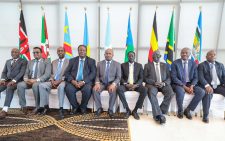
[148,11,158,62]
[83,12,90,57]
[192,10,202,64]
[124,13,134,62]
[63,11,73,59]
[164,10,175,69]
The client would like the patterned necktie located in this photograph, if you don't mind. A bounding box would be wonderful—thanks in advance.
[76,59,84,81]
[11,59,16,68]
[183,61,188,84]
[128,63,134,84]
[105,61,110,84]
[33,60,39,79]
[155,63,161,82]
[210,63,218,89]
[55,60,63,80]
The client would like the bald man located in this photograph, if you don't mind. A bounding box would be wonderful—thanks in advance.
[198,50,225,123]
[0,48,27,119]
[171,47,205,120]
[93,48,121,118]
[39,47,69,118]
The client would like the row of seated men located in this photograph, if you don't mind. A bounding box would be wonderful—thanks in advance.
[0,45,224,125]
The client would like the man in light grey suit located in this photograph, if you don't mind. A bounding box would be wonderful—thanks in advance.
[93,48,121,118]
[144,50,174,124]
[0,48,27,119]
[17,47,51,114]
[39,47,69,118]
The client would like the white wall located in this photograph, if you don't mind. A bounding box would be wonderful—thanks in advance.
[0,0,225,73]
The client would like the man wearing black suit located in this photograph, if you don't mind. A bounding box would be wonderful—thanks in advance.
[117,51,147,120]
[144,50,174,124]
[198,50,225,123]
[65,45,96,115]
[0,48,27,119]
[171,47,205,120]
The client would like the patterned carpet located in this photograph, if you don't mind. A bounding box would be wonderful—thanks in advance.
[0,109,130,141]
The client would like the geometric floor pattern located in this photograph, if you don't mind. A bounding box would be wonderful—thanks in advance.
[0,109,130,141]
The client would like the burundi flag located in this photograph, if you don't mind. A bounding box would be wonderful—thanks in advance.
[63,11,73,59]
[124,13,134,62]
[83,12,90,57]
[40,12,50,59]
[164,10,175,69]
[148,11,158,62]
[192,11,202,64]
[19,9,31,61]
[105,12,111,49]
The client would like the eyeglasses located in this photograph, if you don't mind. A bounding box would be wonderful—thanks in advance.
[33,52,40,54]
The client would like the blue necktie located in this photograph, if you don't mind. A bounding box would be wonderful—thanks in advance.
[77,59,84,81]
[104,61,110,84]
[55,60,63,80]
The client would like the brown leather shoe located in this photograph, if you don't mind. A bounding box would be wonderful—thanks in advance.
[21,107,28,115]
[0,111,7,119]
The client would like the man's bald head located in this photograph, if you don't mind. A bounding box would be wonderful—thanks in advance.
[104,48,114,61]
[11,48,20,59]
[180,47,191,60]
[206,50,216,63]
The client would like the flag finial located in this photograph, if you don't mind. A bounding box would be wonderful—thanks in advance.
[173,6,175,11]
[156,5,158,10]
[65,6,68,10]
[41,6,44,11]
[129,7,132,11]
[84,7,87,12]
[199,6,202,10]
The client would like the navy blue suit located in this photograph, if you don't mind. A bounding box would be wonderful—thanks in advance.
[65,56,96,110]
[171,59,205,113]
[198,61,225,118]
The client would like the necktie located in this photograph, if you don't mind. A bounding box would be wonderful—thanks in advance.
[105,61,110,84]
[76,59,84,81]
[210,63,218,89]
[155,63,161,82]
[11,59,16,68]
[128,64,134,84]
[55,60,63,80]
[183,61,188,84]
[33,60,39,79]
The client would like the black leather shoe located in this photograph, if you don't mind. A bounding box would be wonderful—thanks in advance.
[184,109,192,120]
[159,115,166,124]
[70,108,78,115]
[132,111,140,120]
[80,109,87,115]
[124,110,131,119]
[108,110,114,118]
[41,108,50,115]
[30,108,41,115]
[59,109,64,119]
[202,117,209,123]
[95,108,103,117]
[177,112,183,119]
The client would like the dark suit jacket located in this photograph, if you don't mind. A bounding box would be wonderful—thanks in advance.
[120,62,143,86]
[65,56,96,85]
[171,59,198,86]
[198,61,225,87]
[1,58,27,82]
[144,62,171,85]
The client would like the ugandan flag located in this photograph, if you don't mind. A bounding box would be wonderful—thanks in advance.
[19,9,31,61]
[148,11,158,62]
[164,10,175,69]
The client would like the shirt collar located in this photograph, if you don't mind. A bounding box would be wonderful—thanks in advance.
[182,59,188,64]
[153,61,160,65]
[59,58,65,62]
[12,58,19,61]
[105,60,112,64]
[79,57,86,61]
[129,62,134,65]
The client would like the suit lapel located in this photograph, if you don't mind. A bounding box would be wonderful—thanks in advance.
[188,60,192,78]
[102,60,106,79]
[215,62,220,78]
[151,63,157,81]
[160,62,164,81]
[178,59,184,76]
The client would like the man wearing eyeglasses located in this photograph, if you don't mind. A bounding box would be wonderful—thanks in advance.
[0,48,27,119]
[17,47,51,115]
[144,50,174,124]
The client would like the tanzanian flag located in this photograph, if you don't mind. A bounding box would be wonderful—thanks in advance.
[164,10,175,69]
[148,11,158,62]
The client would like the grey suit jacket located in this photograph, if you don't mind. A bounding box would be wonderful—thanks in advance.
[95,60,121,85]
[1,58,27,82]
[24,58,51,82]
[144,62,171,86]
[50,58,69,81]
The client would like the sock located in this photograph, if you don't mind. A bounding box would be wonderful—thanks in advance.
[2,106,8,112]
[60,107,63,110]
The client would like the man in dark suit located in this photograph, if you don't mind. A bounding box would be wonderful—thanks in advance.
[171,47,205,119]
[93,48,121,118]
[198,50,225,123]
[117,51,147,120]
[144,50,174,124]
[17,47,51,115]
[65,45,96,115]
[0,48,27,119]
